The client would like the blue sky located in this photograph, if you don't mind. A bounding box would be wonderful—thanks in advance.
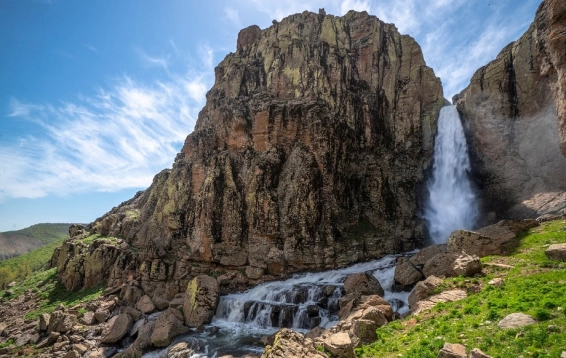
[0,0,541,232]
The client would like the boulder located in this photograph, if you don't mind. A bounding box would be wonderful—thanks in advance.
[438,342,467,358]
[136,295,156,314]
[410,245,447,266]
[151,308,191,347]
[152,294,170,311]
[94,308,110,323]
[183,275,220,327]
[84,347,117,358]
[323,332,357,358]
[48,310,76,333]
[119,320,155,358]
[408,275,443,310]
[394,258,424,286]
[36,331,60,348]
[423,252,481,278]
[81,311,97,325]
[412,290,467,314]
[305,326,326,340]
[100,313,134,344]
[120,306,143,321]
[39,313,50,331]
[167,340,205,358]
[261,328,327,358]
[343,273,384,297]
[452,253,482,277]
[545,243,566,262]
[122,285,144,306]
[497,313,536,329]
[469,348,493,358]
[63,351,81,358]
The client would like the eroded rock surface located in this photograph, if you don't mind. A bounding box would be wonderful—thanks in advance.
[455,0,566,219]
[50,9,444,296]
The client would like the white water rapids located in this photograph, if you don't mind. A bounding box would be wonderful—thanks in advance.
[143,255,411,357]
[424,105,478,243]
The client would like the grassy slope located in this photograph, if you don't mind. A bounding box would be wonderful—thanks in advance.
[0,223,71,261]
[358,220,566,358]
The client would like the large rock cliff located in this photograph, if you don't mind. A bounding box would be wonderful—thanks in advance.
[50,10,444,297]
[454,0,566,219]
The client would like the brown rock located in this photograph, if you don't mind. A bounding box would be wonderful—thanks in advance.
[123,285,144,307]
[84,347,117,358]
[323,332,357,358]
[394,258,424,286]
[261,328,326,358]
[80,311,96,325]
[48,311,76,333]
[469,348,493,358]
[343,273,384,297]
[545,243,566,262]
[94,308,110,323]
[100,313,133,344]
[151,308,190,347]
[183,275,219,327]
[408,275,443,310]
[120,306,143,321]
[438,342,466,358]
[410,245,447,266]
[120,320,155,358]
[497,313,536,329]
[456,0,566,218]
[167,340,205,357]
[50,9,444,293]
[488,278,504,287]
[452,253,482,277]
[73,343,88,355]
[39,313,50,331]
[413,290,467,314]
[136,295,156,314]
[305,326,326,340]
[63,351,81,358]
[152,294,170,311]
[36,332,60,348]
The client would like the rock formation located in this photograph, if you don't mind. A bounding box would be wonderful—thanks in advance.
[51,10,444,295]
[454,0,566,219]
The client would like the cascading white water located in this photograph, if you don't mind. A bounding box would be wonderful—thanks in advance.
[142,255,411,358]
[425,105,478,243]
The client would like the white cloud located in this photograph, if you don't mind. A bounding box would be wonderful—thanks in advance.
[224,7,241,26]
[0,72,212,201]
[85,44,98,52]
[198,44,214,69]
[135,48,170,71]
[340,0,371,15]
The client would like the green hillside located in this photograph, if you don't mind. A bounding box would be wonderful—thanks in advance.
[0,223,70,261]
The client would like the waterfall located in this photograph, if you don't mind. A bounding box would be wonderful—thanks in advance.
[142,255,411,358]
[424,105,478,243]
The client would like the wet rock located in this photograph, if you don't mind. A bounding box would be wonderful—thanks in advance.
[394,258,424,286]
[497,313,536,329]
[343,273,384,297]
[100,313,133,344]
[151,308,190,347]
[183,275,219,327]
[167,339,205,358]
[130,318,147,336]
[119,321,155,358]
[307,305,319,317]
[546,243,566,262]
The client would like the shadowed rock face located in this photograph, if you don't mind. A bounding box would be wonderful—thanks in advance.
[51,10,444,294]
[455,0,566,220]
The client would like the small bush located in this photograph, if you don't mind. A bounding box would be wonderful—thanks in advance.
[534,309,551,321]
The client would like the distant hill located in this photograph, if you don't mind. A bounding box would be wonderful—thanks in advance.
[0,223,71,261]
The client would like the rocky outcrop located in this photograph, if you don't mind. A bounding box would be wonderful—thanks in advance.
[455,0,566,219]
[261,328,327,358]
[51,9,444,295]
[183,275,219,327]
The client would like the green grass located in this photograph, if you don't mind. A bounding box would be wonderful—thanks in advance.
[0,223,70,245]
[357,220,566,358]
[0,237,67,289]
[0,267,104,320]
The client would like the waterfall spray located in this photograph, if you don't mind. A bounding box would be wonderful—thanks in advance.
[425,105,478,243]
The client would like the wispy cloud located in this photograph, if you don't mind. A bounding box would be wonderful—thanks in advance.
[85,44,97,52]
[340,0,371,15]
[224,7,241,26]
[135,47,170,71]
[0,72,212,201]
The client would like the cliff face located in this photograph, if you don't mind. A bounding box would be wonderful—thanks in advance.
[455,0,566,219]
[51,10,444,297]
